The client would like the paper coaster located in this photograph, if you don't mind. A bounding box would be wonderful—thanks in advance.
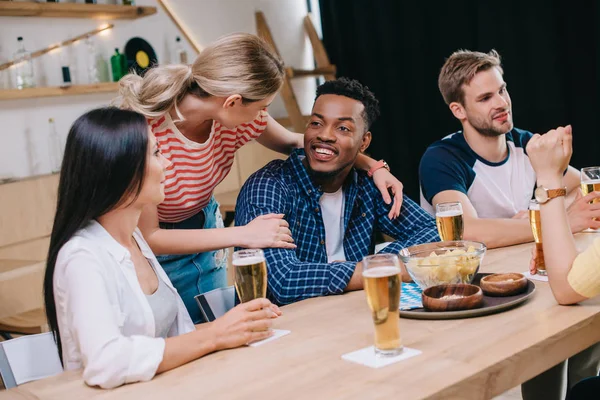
[248,329,290,347]
[342,346,421,368]
[524,271,549,282]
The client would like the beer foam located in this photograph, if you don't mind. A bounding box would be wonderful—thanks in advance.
[362,266,401,278]
[582,179,600,185]
[232,256,265,266]
[436,210,463,217]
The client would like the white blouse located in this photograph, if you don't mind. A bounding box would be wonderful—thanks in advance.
[53,220,195,389]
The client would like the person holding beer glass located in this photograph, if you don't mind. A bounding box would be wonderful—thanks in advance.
[44,108,280,389]
[419,49,600,249]
[523,126,600,399]
[527,127,600,303]
[235,78,439,306]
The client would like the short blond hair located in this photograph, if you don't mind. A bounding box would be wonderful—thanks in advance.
[118,33,285,119]
[438,49,503,105]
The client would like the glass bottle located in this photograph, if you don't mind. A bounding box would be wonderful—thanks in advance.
[13,37,35,89]
[110,48,127,82]
[48,118,63,173]
[176,36,188,64]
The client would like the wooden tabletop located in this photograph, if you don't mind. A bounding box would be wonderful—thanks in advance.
[2,233,600,400]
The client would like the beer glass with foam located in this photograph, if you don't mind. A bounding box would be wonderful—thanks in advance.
[232,249,268,303]
[435,202,464,241]
[362,254,403,356]
[528,199,546,276]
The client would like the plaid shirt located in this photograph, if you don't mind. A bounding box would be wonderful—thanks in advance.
[235,149,440,305]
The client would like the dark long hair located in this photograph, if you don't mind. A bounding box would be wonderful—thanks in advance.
[44,107,149,363]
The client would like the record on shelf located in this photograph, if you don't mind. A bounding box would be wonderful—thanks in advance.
[124,37,158,75]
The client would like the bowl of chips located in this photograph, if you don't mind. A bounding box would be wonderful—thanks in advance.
[398,241,486,290]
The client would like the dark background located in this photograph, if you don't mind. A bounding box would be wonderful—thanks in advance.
[319,0,599,200]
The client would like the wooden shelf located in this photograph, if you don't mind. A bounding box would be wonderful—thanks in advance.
[0,82,118,100]
[0,2,157,20]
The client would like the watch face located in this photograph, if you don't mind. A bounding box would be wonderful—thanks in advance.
[535,187,548,203]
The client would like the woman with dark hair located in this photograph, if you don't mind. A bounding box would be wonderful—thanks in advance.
[44,107,280,389]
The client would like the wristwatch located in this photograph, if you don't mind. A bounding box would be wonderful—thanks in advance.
[534,186,567,204]
[367,160,390,177]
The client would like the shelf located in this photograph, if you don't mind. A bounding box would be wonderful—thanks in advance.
[0,2,157,20]
[0,82,119,100]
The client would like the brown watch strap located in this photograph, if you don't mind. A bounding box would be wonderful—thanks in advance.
[547,188,567,199]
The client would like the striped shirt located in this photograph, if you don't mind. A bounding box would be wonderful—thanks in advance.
[151,110,268,223]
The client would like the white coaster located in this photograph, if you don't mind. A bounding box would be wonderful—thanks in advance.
[524,271,549,282]
[342,346,421,368]
[248,329,290,347]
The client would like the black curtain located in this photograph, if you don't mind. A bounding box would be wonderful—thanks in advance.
[319,0,600,199]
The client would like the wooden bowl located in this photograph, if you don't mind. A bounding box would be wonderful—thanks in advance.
[422,284,483,312]
[480,273,528,297]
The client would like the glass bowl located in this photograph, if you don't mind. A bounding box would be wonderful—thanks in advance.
[399,241,486,290]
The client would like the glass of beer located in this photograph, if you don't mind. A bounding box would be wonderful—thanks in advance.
[528,200,546,276]
[581,167,600,198]
[581,167,600,231]
[362,254,402,357]
[232,249,268,303]
[435,202,464,241]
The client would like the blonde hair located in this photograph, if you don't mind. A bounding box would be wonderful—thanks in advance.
[438,49,503,105]
[118,33,285,119]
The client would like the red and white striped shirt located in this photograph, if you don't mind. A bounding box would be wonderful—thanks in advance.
[151,110,268,223]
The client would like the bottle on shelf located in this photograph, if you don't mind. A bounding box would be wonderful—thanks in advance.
[48,118,63,173]
[122,0,136,5]
[176,36,188,64]
[110,48,128,82]
[13,37,35,90]
[59,47,72,87]
[85,37,110,83]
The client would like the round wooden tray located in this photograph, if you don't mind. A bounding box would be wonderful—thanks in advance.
[400,273,536,320]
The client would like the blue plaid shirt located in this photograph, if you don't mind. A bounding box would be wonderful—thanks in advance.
[235,149,440,305]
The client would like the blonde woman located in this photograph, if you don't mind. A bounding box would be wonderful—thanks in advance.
[119,33,404,323]
[523,126,600,400]
[527,126,600,304]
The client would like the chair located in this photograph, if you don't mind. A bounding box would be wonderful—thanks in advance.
[0,332,63,389]
[567,376,600,400]
[195,286,235,322]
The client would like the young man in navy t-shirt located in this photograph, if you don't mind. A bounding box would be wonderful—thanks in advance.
[419,49,600,249]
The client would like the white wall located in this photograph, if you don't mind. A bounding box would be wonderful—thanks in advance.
[0,0,318,181]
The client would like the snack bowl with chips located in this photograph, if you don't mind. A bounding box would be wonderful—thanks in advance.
[398,241,487,290]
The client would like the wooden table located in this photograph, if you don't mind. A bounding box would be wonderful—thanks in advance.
[2,234,600,400]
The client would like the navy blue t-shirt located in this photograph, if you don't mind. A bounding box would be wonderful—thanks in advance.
[419,129,536,218]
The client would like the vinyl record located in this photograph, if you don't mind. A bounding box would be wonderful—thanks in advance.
[124,37,158,75]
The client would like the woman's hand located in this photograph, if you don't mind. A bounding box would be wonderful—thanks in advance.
[209,298,278,350]
[526,125,573,182]
[242,213,296,249]
[372,168,403,219]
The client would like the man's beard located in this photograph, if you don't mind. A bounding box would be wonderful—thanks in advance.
[468,111,513,137]
[303,157,356,184]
